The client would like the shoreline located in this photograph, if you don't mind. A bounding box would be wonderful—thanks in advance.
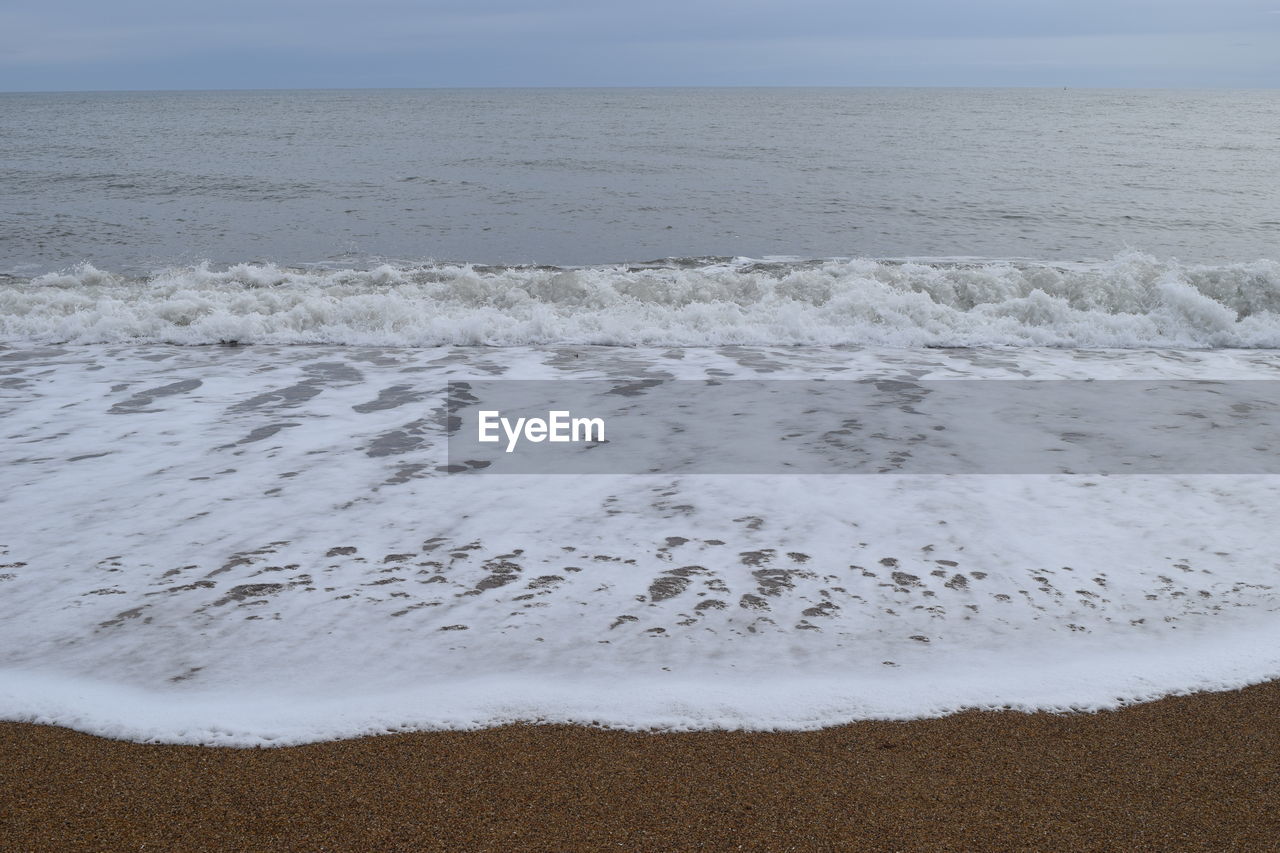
[5,681,1280,851]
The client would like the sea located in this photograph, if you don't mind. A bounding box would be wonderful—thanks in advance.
[2,88,1279,745]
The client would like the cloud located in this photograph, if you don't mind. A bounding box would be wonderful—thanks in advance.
[1,0,1278,89]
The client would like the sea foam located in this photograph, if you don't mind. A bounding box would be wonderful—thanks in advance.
[2,345,1280,745]
[4,252,1280,348]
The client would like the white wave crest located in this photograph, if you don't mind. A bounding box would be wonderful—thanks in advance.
[3,253,1280,348]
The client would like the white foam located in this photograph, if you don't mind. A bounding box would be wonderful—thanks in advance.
[4,252,1280,348]
[2,346,1280,745]
[5,619,1280,747]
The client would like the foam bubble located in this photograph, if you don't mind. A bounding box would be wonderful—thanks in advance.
[3,253,1280,348]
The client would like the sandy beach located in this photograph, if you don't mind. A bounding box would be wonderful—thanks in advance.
[5,681,1280,851]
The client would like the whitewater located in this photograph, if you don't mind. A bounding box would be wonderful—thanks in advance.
[4,252,1280,349]
[3,336,1280,745]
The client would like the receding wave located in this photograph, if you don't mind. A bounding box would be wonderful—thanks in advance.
[3,252,1280,348]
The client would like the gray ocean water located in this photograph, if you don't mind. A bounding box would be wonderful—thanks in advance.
[3,88,1278,274]
[9,90,1280,745]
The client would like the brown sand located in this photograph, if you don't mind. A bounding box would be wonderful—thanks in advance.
[3,683,1280,852]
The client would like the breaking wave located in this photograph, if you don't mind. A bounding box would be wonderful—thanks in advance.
[3,252,1280,348]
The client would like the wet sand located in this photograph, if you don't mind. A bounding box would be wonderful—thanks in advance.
[4,682,1280,851]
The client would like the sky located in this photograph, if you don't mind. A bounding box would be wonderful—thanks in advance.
[1,0,1278,91]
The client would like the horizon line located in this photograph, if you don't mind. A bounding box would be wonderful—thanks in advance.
[3,83,1277,95]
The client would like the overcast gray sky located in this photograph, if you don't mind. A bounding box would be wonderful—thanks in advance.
[2,0,1278,91]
